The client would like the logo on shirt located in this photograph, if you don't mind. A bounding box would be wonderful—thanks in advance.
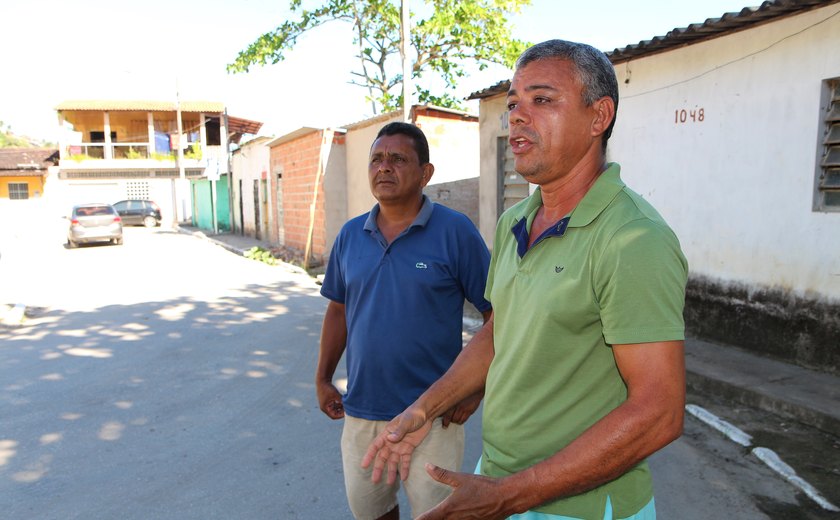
[555,266,565,273]
[416,262,428,269]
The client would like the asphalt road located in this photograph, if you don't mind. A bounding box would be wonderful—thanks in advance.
[0,200,830,519]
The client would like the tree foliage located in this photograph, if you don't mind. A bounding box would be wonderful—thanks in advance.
[0,121,38,148]
[228,0,531,113]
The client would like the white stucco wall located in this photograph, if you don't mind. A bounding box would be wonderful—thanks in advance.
[416,115,479,186]
[476,95,508,247]
[323,141,348,254]
[609,4,840,299]
[345,119,391,220]
[231,139,270,237]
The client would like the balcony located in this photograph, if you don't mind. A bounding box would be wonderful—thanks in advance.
[60,143,214,168]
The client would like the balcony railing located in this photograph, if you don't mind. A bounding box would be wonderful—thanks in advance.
[64,143,191,162]
[60,143,223,172]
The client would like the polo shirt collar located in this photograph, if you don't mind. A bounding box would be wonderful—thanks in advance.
[509,163,623,257]
[568,162,624,228]
[364,194,434,233]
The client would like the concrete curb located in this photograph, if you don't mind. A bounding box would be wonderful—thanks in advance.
[686,404,839,512]
[686,371,840,437]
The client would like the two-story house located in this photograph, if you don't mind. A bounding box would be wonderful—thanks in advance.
[53,100,261,229]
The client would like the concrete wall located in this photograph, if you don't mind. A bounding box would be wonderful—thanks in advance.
[611,5,840,298]
[345,117,396,220]
[231,138,271,239]
[323,133,348,258]
[416,112,480,225]
[424,177,480,226]
[476,95,509,247]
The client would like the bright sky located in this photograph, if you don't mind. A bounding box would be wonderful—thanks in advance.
[1,0,754,143]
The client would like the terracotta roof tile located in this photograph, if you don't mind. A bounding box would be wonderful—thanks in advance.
[0,148,59,171]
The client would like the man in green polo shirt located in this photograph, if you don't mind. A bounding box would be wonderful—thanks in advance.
[362,39,688,520]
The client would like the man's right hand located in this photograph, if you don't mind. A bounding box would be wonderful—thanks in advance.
[317,381,345,419]
[361,406,432,485]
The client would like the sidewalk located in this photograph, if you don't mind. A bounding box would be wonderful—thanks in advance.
[685,337,840,435]
[176,225,276,257]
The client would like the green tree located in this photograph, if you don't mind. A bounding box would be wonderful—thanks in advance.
[228,0,531,113]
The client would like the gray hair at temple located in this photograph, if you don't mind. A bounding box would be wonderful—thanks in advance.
[515,39,619,147]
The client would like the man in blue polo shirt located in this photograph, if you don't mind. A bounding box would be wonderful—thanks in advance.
[316,122,492,520]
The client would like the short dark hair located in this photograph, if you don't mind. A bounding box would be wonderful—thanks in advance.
[374,122,430,165]
[516,39,619,147]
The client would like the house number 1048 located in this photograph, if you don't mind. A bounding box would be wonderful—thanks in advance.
[675,108,705,123]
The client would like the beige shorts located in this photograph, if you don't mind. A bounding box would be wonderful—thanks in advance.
[341,414,465,520]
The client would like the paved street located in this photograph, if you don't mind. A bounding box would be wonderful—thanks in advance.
[0,200,834,519]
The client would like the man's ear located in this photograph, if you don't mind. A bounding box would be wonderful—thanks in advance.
[591,96,616,138]
[421,163,435,188]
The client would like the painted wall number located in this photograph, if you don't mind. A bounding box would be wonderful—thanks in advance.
[675,108,705,123]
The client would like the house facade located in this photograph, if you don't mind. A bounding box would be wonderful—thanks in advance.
[0,148,58,199]
[232,105,480,268]
[469,0,840,373]
[230,136,273,240]
[52,100,260,228]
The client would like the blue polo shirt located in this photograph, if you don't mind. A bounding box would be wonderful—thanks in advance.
[321,196,492,420]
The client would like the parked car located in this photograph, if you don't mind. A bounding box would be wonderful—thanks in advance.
[67,203,123,248]
[113,199,162,227]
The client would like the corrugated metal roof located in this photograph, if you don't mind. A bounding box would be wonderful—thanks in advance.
[341,104,477,130]
[468,0,840,100]
[466,80,510,101]
[609,0,840,63]
[55,100,226,113]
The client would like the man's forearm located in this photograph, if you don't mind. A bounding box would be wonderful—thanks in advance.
[500,342,686,511]
[316,301,347,383]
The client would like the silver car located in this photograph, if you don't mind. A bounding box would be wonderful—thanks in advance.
[67,203,123,248]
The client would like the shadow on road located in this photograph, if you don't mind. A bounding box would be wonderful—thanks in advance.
[0,279,354,519]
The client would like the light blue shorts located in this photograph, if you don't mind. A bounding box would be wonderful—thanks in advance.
[474,459,656,520]
[508,496,655,520]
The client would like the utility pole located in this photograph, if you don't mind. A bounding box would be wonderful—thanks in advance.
[175,77,187,224]
[401,0,411,122]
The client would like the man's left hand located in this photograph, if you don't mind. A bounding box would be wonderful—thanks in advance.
[416,464,516,520]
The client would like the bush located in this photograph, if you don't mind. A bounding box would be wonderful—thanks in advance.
[244,246,277,265]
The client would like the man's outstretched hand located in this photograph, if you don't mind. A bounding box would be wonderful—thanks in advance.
[361,407,432,484]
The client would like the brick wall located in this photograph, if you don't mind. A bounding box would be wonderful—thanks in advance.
[271,131,329,260]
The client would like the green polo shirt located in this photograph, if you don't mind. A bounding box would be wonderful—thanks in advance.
[481,163,687,518]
